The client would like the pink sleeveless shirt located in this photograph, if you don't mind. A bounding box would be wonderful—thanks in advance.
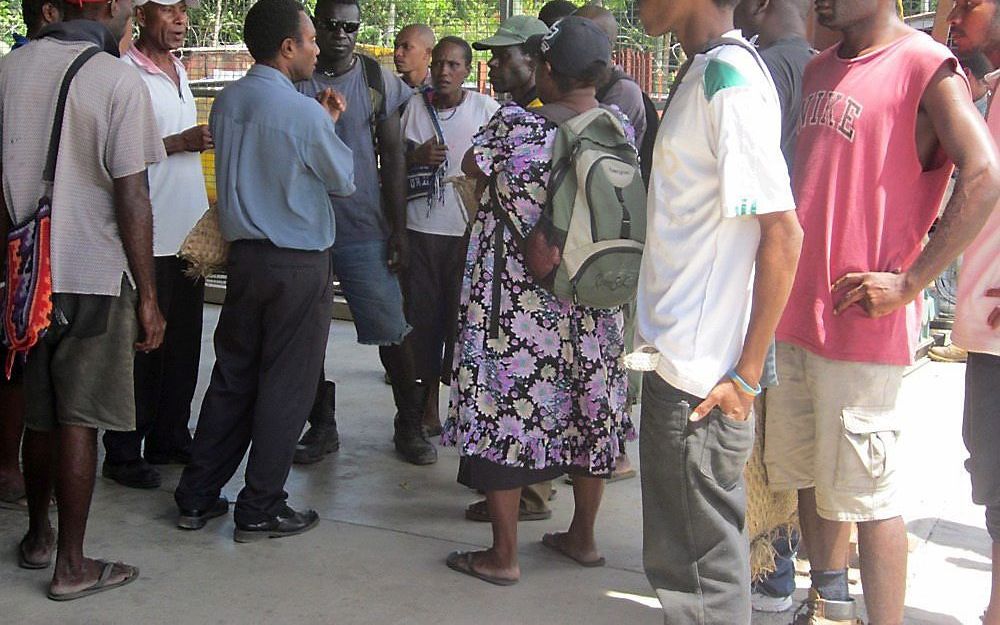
[776,31,957,365]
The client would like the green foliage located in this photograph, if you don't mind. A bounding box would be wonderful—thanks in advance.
[2,0,24,52]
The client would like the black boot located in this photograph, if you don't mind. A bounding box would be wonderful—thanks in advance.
[293,380,339,464]
[392,382,437,465]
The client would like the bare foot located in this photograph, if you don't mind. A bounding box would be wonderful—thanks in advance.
[465,549,520,582]
[50,558,136,597]
[542,531,604,566]
[21,527,55,565]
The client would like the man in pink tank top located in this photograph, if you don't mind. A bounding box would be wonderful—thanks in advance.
[764,0,1000,623]
[945,3,1000,623]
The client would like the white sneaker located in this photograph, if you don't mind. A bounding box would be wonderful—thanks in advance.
[752,590,794,613]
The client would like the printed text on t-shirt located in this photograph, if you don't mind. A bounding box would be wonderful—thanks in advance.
[799,90,863,142]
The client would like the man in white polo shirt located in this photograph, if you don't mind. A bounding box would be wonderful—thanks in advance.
[636,0,804,620]
[102,0,211,489]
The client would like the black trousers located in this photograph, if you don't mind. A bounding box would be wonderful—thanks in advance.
[103,256,204,463]
[639,372,755,625]
[402,229,466,383]
[174,241,333,525]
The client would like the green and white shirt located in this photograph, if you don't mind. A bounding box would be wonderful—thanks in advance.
[636,31,795,398]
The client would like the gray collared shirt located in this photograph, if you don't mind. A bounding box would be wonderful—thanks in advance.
[211,64,355,250]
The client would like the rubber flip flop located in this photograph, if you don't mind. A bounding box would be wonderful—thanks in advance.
[17,536,53,570]
[445,551,518,586]
[46,560,138,601]
[541,533,605,567]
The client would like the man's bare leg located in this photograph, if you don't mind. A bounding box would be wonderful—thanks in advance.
[545,475,604,563]
[857,517,907,625]
[798,488,852,571]
[48,425,133,596]
[0,383,26,499]
[20,428,56,563]
[985,543,1000,625]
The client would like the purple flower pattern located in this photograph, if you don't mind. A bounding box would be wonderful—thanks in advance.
[441,105,636,475]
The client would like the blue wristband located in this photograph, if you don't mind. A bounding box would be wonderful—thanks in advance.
[728,369,761,396]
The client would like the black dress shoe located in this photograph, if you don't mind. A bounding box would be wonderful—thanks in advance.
[102,460,162,489]
[233,506,319,543]
[177,497,230,530]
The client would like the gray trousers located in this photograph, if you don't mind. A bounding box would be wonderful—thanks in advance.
[640,372,755,625]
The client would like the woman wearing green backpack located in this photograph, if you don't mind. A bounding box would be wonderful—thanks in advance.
[441,17,637,586]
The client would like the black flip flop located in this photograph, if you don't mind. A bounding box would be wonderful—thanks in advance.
[445,551,518,586]
[46,560,138,601]
[17,536,52,570]
[541,533,606,567]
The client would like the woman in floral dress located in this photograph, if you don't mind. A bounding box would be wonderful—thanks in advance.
[442,17,636,585]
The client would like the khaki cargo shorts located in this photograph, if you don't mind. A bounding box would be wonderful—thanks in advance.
[763,341,905,522]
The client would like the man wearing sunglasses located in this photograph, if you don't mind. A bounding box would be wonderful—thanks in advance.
[295,0,437,467]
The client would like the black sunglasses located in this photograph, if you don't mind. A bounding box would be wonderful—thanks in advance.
[316,18,361,33]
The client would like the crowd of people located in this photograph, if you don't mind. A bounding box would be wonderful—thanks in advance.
[0,0,998,623]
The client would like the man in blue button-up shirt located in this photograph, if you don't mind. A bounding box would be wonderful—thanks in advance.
[174,0,354,542]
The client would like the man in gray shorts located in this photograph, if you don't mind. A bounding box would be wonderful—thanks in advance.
[0,0,165,600]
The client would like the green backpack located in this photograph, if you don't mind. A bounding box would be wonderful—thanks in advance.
[495,104,647,309]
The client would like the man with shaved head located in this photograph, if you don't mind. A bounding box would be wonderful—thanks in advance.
[394,23,435,89]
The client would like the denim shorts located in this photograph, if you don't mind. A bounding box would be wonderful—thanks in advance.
[331,239,411,346]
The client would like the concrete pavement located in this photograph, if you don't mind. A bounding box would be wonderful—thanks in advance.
[0,305,990,624]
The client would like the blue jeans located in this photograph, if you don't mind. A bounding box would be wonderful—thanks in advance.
[330,239,411,346]
[753,527,800,598]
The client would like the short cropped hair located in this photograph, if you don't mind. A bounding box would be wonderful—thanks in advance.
[244,0,306,63]
[434,36,473,67]
[22,0,64,37]
[539,0,577,26]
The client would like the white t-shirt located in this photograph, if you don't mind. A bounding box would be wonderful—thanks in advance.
[401,89,499,236]
[122,46,209,256]
[636,32,796,398]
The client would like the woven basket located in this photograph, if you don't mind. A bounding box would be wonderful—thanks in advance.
[746,397,798,580]
[179,206,228,278]
[446,175,482,225]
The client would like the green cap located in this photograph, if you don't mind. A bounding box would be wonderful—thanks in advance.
[472,15,549,50]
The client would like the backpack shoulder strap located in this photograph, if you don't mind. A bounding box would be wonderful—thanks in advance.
[596,68,627,102]
[701,37,770,81]
[357,53,386,146]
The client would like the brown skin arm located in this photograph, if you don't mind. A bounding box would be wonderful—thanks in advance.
[692,210,803,421]
[377,109,409,272]
[113,171,165,352]
[162,125,213,155]
[461,146,488,201]
[832,64,1000,318]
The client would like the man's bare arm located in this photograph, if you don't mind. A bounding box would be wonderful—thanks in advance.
[377,109,409,272]
[833,65,1000,318]
[113,171,165,351]
[693,210,803,420]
